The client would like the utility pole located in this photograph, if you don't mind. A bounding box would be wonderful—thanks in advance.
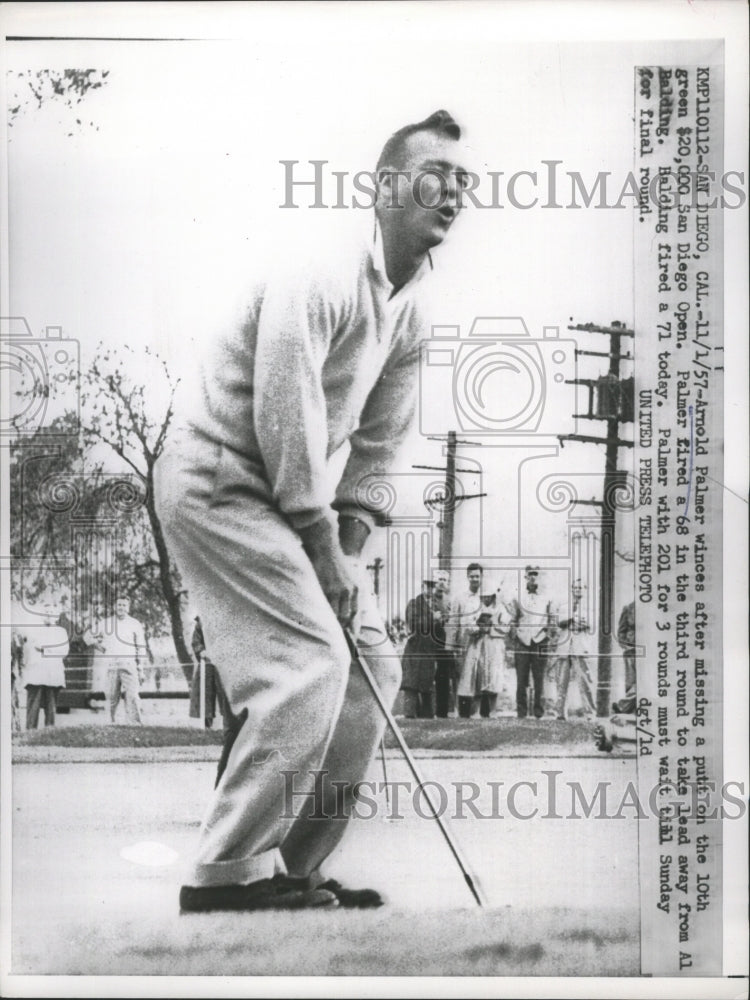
[441,430,457,570]
[413,430,486,571]
[559,320,634,717]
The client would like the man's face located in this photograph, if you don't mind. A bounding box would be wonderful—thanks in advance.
[433,572,449,596]
[572,584,583,602]
[115,599,129,620]
[525,572,539,594]
[379,130,466,251]
[467,569,482,593]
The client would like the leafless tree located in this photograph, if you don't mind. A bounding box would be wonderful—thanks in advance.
[78,344,192,679]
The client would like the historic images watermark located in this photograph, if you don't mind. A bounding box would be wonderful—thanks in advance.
[279,768,747,823]
[278,160,746,211]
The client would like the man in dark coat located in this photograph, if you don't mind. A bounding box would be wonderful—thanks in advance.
[400,580,442,718]
[189,615,234,733]
[617,601,636,701]
[431,570,456,718]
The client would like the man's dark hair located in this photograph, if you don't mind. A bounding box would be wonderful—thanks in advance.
[467,563,483,575]
[376,109,461,174]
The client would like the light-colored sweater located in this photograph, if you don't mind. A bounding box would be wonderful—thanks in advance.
[90,614,147,665]
[186,220,432,530]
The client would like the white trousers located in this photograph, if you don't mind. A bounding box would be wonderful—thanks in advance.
[155,433,401,888]
[108,660,142,724]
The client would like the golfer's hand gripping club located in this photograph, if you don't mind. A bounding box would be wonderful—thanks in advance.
[300,517,359,626]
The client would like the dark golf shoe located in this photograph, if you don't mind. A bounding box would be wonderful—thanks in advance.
[317,878,384,908]
[179,874,339,913]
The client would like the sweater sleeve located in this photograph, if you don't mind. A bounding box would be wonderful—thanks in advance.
[333,331,421,527]
[253,269,341,530]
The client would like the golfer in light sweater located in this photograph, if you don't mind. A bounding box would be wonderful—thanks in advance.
[155,111,467,912]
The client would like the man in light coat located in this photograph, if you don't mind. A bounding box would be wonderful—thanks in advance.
[446,563,484,719]
[155,111,466,912]
[17,609,68,729]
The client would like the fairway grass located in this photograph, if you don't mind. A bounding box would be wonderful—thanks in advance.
[13,905,638,977]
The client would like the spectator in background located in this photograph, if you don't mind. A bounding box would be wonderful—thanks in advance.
[57,595,95,700]
[81,604,106,705]
[617,600,636,702]
[11,628,25,733]
[507,566,558,719]
[596,598,637,752]
[455,590,512,719]
[446,563,484,719]
[432,569,456,718]
[20,609,68,729]
[190,614,234,733]
[89,596,149,724]
[57,596,74,681]
[555,579,596,721]
[486,591,514,716]
[401,580,440,719]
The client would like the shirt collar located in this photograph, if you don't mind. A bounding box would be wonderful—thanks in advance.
[371,217,433,293]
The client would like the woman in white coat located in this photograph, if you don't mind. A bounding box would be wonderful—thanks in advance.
[456,593,511,718]
[19,612,68,729]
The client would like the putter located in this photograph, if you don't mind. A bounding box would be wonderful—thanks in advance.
[379,736,392,816]
[343,627,487,907]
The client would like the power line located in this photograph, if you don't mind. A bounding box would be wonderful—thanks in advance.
[413,431,484,570]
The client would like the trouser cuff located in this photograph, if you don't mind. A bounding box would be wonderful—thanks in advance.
[186,847,284,888]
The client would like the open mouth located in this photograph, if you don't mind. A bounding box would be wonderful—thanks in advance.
[435,207,456,227]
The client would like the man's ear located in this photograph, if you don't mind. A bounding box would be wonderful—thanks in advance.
[376,166,406,210]
[375,168,393,208]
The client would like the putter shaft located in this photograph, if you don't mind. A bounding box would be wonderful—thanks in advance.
[344,628,486,907]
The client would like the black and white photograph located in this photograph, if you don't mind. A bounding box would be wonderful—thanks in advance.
[1,2,747,996]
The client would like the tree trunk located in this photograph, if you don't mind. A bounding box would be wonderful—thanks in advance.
[144,474,193,683]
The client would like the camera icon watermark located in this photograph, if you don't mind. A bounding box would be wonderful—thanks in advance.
[420,317,577,436]
[0,317,80,443]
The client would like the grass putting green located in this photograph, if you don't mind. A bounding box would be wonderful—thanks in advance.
[13,905,638,977]
[15,717,596,752]
[15,724,223,748]
[387,717,595,752]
